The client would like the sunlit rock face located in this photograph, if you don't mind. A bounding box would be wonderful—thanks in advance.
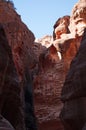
[35,35,53,48]
[69,0,86,36]
[0,1,37,130]
[33,0,86,130]
[53,16,70,40]
[53,0,86,67]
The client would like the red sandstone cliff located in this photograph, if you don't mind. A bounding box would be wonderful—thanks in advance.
[33,0,86,130]
[60,28,86,130]
[0,0,86,130]
[0,1,37,130]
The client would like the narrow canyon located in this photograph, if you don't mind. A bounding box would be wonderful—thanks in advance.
[0,0,86,130]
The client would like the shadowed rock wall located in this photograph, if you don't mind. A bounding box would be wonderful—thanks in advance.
[0,1,37,130]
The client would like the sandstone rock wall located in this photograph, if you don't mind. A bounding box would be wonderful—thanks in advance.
[33,0,86,130]
[60,28,86,130]
[0,24,23,130]
[0,1,37,130]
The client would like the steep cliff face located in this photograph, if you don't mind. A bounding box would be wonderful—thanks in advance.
[0,1,37,130]
[1,0,86,130]
[0,24,21,130]
[33,0,86,130]
[60,28,86,130]
[33,36,65,130]
[0,1,36,78]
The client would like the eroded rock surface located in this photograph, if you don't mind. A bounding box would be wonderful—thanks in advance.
[0,1,37,130]
[33,0,86,130]
[60,28,86,130]
[0,24,23,130]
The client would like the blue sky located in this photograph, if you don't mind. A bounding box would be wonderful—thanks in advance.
[13,0,78,38]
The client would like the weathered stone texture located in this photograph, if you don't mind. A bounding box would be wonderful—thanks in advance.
[33,0,86,130]
[33,37,65,130]
[0,24,23,130]
[60,28,86,130]
[0,1,37,130]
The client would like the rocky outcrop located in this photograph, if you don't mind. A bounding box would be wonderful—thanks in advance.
[69,0,86,36]
[56,0,86,129]
[53,15,70,40]
[35,35,53,48]
[0,1,37,130]
[60,28,86,130]
[33,0,86,130]
[53,0,86,57]
[0,24,22,130]
[52,0,86,71]
[33,35,65,130]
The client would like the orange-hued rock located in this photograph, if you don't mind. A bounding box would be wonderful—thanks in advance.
[0,1,37,130]
[53,0,86,65]
[33,36,65,130]
[53,15,70,40]
[69,0,86,36]
[0,1,36,81]
[33,0,86,130]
